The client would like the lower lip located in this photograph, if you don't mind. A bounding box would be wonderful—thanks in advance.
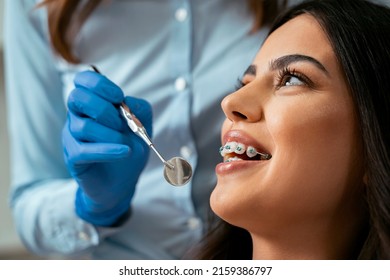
[215,160,267,175]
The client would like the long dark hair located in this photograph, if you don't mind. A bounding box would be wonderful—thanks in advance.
[195,0,390,260]
[38,0,287,64]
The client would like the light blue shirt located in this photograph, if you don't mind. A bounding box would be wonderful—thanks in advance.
[5,0,268,259]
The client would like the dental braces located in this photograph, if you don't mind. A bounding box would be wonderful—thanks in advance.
[220,142,272,160]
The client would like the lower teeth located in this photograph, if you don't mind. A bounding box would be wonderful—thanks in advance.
[225,156,243,163]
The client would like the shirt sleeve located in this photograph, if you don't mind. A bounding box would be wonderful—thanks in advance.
[4,0,119,258]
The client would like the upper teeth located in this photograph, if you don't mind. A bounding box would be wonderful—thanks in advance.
[246,146,258,158]
[220,142,258,157]
[220,141,271,160]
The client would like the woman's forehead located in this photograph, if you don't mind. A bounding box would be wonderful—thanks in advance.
[254,14,336,74]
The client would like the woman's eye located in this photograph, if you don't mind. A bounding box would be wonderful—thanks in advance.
[283,75,305,87]
[276,68,312,89]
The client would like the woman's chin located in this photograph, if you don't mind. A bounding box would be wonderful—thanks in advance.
[210,182,244,224]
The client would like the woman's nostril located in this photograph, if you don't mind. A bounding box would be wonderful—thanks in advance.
[232,111,247,119]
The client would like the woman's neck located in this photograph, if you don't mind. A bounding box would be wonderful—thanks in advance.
[250,214,366,260]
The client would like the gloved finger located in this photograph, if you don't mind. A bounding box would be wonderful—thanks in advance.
[68,87,123,131]
[68,111,126,144]
[74,70,124,104]
[63,118,130,165]
[67,142,130,165]
[124,96,153,137]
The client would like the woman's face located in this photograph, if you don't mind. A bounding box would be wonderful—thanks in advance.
[211,15,364,235]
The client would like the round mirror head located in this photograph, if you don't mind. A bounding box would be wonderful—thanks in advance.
[163,157,192,186]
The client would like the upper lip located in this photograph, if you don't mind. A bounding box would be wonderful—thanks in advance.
[222,130,271,156]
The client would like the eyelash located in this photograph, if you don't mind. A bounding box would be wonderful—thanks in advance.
[275,67,312,89]
[235,67,313,91]
[235,78,245,90]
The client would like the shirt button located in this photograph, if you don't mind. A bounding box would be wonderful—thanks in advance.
[187,217,201,230]
[180,146,192,159]
[174,77,187,92]
[175,8,188,22]
[78,231,91,241]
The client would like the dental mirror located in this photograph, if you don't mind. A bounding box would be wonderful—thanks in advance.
[163,157,192,186]
[90,65,192,186]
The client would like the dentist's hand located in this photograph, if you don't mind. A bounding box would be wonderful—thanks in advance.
[62,71,152,226]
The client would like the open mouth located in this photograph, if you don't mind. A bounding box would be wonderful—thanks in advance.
[220,141,272,163]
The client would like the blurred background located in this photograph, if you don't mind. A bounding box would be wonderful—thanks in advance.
[0,0,37,259]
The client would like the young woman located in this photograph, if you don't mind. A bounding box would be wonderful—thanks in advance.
[196,0,390,259]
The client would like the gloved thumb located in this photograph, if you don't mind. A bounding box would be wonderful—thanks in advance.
[124,96,153,137]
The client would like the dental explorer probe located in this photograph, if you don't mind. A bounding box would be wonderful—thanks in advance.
[90,65,192,186]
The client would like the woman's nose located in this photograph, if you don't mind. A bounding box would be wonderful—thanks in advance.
[221,86,263,123]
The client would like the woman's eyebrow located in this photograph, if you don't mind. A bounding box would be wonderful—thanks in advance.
[243,65,257,76]
[269,54,330,76]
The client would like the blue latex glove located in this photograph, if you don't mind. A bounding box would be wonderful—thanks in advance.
[62,70,152,226]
